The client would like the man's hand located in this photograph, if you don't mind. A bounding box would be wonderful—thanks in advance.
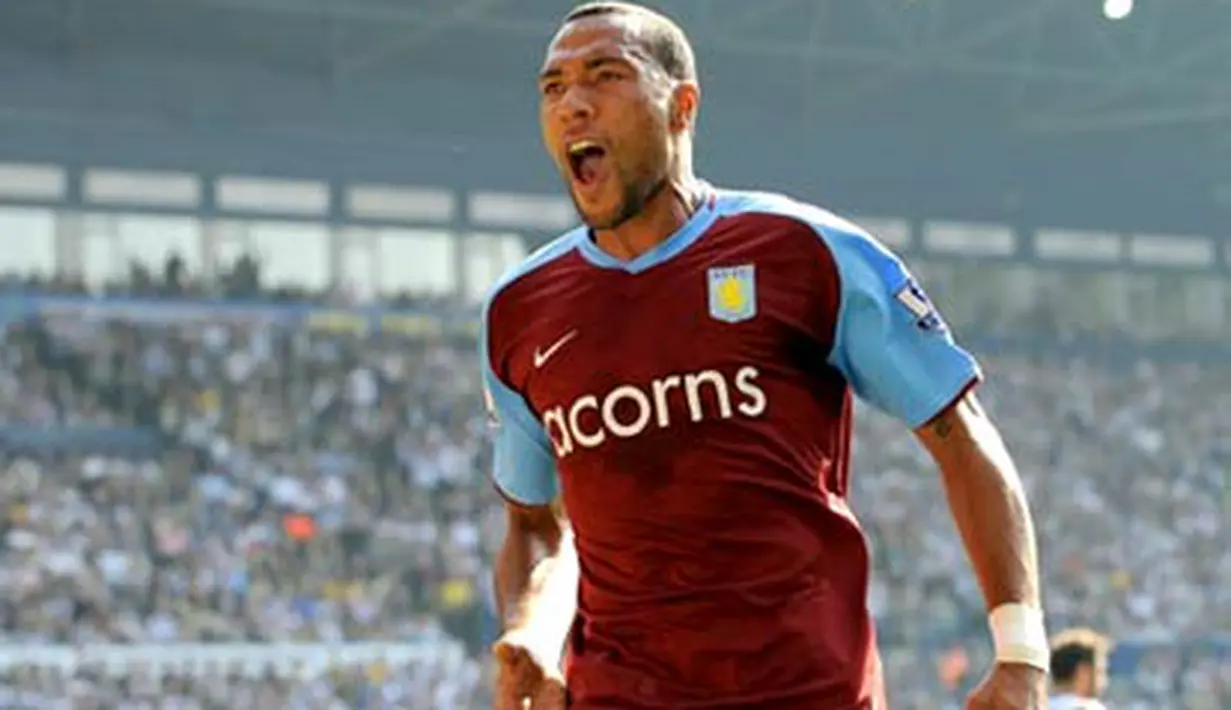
[965,662,1047,709]
[493,634,566,710]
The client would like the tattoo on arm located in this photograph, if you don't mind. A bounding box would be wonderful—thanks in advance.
[927,395,984,439]
[929,409,957,438]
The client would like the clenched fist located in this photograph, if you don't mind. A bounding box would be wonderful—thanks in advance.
[965,662,1047,710]
[493,633,566,710]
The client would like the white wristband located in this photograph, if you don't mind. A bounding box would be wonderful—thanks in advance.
[988,603,1050,671]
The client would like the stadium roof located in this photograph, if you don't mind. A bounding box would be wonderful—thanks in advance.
[1,0,1229,232]
[6,0,1230,135]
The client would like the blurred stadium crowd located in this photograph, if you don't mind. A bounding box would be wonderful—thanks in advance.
[0,258,1227,709]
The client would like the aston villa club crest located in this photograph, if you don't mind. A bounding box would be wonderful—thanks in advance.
[707,264,757,323]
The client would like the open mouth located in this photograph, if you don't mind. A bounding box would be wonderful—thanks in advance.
[567,140,608,188]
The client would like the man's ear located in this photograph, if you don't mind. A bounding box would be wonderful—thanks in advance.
[669,82,700,133]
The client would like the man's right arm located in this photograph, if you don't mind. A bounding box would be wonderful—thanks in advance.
[496,497,575,626]
[495,500,563,623]
[495,499,577,675]
[480,315,576,672]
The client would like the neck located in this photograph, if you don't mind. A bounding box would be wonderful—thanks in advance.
[593,173,701,261]
[1051,683,1085,698]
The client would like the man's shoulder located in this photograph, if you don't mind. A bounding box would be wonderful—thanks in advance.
[712,186,904,279]
[481,226,585,314]
[713,187,868,239]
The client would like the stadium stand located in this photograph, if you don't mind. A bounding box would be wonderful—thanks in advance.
[0,259,1226,709]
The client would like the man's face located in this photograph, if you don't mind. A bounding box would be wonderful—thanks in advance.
[1092,657,1109,696]
[538,15,675,229]
[1076,659,1109,697]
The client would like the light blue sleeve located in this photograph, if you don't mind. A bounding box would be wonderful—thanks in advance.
[478,305,559,506]
[823,224,981,428]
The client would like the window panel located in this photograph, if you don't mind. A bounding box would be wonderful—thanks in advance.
[0,207,56,277]
[115,215,202,278]
[211,221,253,276]
[1183,275,1225,337]
[462,232,526,303]
[376,229,455,296]
[247,221,330,290]
[80,213,120,290]
[340,237,377,302]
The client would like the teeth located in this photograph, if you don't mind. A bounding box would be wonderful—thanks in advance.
[568,140,600,155]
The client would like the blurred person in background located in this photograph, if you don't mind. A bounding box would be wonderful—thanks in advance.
[1049,627,1111,709]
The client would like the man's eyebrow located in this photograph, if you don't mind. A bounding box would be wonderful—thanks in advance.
[539,55,636,81]
[584,56,633,71]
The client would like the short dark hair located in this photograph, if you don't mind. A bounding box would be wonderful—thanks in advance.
[562,2,697,83]
[1049,627,1112,683]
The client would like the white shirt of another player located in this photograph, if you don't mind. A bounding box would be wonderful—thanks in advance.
[1049,693,1107,709]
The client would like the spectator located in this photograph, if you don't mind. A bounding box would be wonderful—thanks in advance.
[0,273,1225,709]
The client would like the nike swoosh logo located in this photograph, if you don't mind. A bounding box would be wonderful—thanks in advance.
[533,329,579,369]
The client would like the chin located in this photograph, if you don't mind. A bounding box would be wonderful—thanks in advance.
[575,202,625,231]
[580,213,620,230]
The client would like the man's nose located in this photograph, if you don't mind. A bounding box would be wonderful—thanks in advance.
[558,84,596,122]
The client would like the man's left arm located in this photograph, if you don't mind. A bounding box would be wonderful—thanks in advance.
[821,221,1047,707]
[915,392,1044,655]
[915,393,1050,709]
